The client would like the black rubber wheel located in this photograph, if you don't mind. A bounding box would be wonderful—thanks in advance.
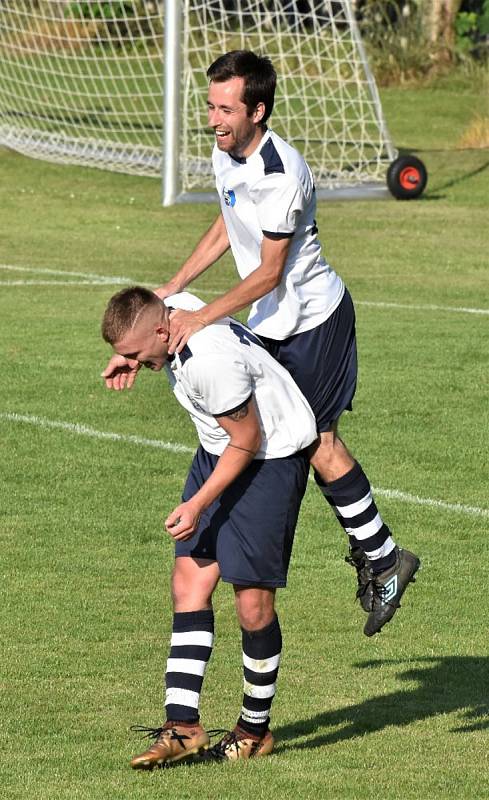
[387,155,428,200]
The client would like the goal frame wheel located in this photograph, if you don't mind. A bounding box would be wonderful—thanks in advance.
[387,155,428,200]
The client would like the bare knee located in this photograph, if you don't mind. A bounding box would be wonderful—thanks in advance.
[172,557,219,612]
[234,587,276,631]
[309,427,354,480]
[311,431,334,458]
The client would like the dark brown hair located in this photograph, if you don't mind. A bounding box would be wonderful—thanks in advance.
[207,50,276,126]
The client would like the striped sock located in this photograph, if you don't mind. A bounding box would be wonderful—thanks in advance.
[238,615,282,737]
[315,461,396,572]
[165,609,214,724]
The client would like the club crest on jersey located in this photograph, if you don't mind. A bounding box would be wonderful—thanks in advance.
[223,187,236,207]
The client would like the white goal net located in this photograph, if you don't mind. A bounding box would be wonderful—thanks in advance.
[0,0,164,175]
[0,1,395,200]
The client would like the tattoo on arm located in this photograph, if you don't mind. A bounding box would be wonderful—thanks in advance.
[228,405,249,421]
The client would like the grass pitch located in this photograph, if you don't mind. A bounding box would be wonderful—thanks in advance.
[1,72,488,799]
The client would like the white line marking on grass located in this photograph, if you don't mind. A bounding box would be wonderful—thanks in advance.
[356,300,489,316]
[371,487,489,518]
[0,280,129,287]
[2,265,487,315]
[0,264,136,284]
[196,290,489,316]
[2,411,488,519]
[0,412,194,455]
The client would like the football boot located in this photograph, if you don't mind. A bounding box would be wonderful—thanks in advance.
[345,545,374,612]
[201,725,274,762]
[130,721,209,769]
[364,547,420,637]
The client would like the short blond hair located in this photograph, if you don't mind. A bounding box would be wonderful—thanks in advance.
[101,286,162,344]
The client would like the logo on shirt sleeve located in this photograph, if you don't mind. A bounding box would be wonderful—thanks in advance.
[223,187,236,207]
[189,397,206,414]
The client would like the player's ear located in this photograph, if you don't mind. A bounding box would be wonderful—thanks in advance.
[253,102,265,124]
[155,305,170,340]
[155,324,170,342]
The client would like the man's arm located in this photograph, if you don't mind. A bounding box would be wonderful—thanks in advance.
[165,398,262,541]
[168,234,292,354]
[100,214,229,385]
[154,212,230,299]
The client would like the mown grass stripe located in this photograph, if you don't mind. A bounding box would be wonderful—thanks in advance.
[2,411,487,519]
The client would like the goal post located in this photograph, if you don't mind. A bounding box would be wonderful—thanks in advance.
[0,1,397,203]
[162,0,181,207]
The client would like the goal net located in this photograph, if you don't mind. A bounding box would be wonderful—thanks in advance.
[0,0,164,175]
[0,1,395,201]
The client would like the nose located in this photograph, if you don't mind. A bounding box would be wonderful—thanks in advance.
[208,107,221,128]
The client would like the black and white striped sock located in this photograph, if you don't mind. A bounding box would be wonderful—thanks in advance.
[165,609,214,724]
[315,461,396,572]
[238,615,282,737]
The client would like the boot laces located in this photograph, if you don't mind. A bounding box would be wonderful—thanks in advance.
[345,553,372,600]
[130,724,191,746]
[202,728,261,760]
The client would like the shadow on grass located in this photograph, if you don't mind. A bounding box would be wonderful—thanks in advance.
[274,656,489,752]
[427,158,489,195]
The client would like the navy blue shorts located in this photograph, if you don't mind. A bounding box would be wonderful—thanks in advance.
[259,288,357,433]
[175,446,309,587]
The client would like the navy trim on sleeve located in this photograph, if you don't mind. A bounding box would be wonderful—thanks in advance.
[177,344,193,367]
[166,308,193,367]
[214,394,252,419]
[260,138,285,175]
[262,230,295,240]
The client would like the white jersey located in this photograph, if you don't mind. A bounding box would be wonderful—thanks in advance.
[212,129,344,339]
[163,292,317,459]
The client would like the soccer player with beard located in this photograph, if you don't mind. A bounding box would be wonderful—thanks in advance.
[103,51,420,639]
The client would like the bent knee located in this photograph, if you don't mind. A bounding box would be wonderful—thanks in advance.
[309,430,338,466]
